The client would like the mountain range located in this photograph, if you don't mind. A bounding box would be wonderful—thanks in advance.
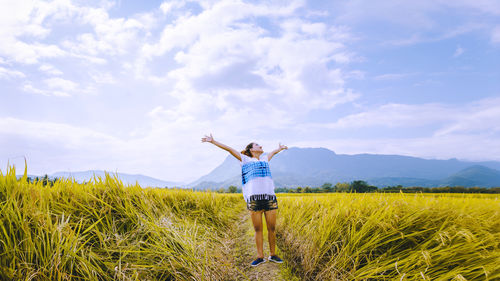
[187,147,500,189]
[31,147,500,189]
[45,170,181,188]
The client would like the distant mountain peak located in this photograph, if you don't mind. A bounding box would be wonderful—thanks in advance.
[50,170,182,188]
[460,165,492,171]
[189,146,500,189]
[441,165,500,187]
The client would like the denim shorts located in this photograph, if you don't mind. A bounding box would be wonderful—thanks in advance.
[246,198,278,211]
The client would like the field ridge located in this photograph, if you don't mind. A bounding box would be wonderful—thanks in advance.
[218,208,289,281]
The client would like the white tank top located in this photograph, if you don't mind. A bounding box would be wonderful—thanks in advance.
[239,153,276,203]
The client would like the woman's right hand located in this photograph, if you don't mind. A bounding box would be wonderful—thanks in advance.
[201,133,214,143]
[201,134,241,161]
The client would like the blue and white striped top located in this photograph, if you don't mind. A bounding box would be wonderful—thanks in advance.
[240,153,276,203]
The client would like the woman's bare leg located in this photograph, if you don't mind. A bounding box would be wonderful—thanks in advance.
[264,209,277,256]
[250,210,264,258]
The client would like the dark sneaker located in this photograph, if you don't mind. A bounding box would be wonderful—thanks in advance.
[268,255,284,263]
[251,257,266,267]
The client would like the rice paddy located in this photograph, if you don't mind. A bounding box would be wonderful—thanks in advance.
[1,166,499,280]
[0,166,244,280]
[276,193,500,280]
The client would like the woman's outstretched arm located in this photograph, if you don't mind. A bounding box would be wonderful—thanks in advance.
[267,143,288,161]
[201,133,242,161]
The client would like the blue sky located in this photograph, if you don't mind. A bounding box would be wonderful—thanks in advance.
[1,0,499,183]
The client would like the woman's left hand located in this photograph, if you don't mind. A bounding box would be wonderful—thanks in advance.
[279,143,288,151]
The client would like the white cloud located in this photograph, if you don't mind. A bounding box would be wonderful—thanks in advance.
[0,0,73,64]
[434,97,500,136]
[160,1,186,14]
[22,83,48,95]
[335,1,494,49]
[449,0,500,15]
[301,97,500,134]
[141,0,356,117]
[0,0,153,69]
[39,64,63,75]
[65,7,154,57]
[345,70,365,80]
[63,33,112,56]
[71,53,107,65]
[302,103,454,130]
[0,115,230,182]
[373,73,415,81]
[90,72,116,84]
[22,83,70,97]
[44,77,78,92]
[0,66,25,79]
[0,117,125,174]
[290,97,500,163]
[453,46,465,57]
[0,117,118,146]
[22,77,80,97]
[386,34,424,46]
[492,26,500,44]
[0,39,66,64]
[385,24,484,47]
[306,10,329,18]
[337,1,500,27]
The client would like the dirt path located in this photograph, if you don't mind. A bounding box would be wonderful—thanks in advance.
[218,207,290,281]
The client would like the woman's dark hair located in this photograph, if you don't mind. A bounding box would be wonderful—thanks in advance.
[241,143,254,157]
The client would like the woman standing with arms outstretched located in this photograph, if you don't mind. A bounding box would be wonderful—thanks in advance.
[201,133,288,267]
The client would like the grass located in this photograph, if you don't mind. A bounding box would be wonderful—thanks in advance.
[275,192,500,280]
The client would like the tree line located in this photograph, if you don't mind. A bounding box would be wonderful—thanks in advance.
[217,181,500,194]
[26,175,58,187]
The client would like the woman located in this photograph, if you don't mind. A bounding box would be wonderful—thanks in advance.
[201,133,288,267]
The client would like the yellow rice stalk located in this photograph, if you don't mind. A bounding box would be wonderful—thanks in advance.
[0,167,244,281]
[276,193,500,281]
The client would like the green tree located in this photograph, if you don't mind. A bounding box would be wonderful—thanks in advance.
[42,174,49,186]
[351,180,378,193]
[321,182,333,192]
[227,185,238,193]
[334,182,350,192]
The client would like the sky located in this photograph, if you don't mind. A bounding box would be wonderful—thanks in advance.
[1,0,499,183]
